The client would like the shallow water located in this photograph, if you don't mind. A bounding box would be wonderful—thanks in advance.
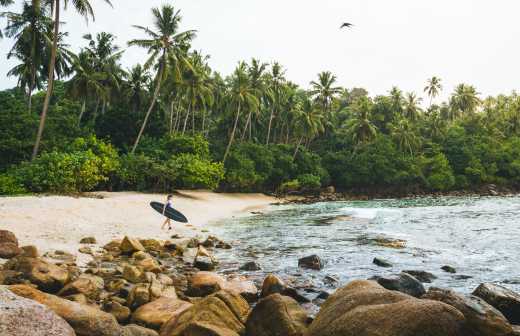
[210,195,520,294]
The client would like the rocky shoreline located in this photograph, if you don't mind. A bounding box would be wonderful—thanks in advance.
[1,228,520,336]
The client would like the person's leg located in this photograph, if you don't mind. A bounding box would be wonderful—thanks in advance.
[167,219,172,230]
[161,218,169,229]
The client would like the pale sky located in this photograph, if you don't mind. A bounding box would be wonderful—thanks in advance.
[1,0,519,102]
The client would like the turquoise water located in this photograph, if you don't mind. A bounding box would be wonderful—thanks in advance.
[210,196,520,294]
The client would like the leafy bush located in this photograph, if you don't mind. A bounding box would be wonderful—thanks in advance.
[116,154,176,191]
[170,154,224,190]
[0,174,26,195]
[297,174,322,192]
[279,179,300,193]
[422,153,455,191]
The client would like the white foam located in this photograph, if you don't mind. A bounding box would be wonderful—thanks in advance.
[340,207,401,219]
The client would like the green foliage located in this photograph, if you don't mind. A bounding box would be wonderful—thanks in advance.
[170,153,224,190]
[0,174,27,195]
[422,152,455,191]
[279,179,300,193]
[297,174,322,192]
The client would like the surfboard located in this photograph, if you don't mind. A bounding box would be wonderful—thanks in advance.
[150,201,189,223]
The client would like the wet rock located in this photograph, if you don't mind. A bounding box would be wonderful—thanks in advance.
[78,247,93,255]
[216,241,232,249]
[240,261,262,271]
[123,265,145,284]
[403,270,437,283]
[316,291,330,300]
[0,230,21,259]
[323,275,340,286]
[442,265,457,273]
[423,287,513,336]
[159,290,249,336]
[10,284,122,336]
[20,245,39,258]
[103,240,122,252]
[123,324,159,336]
[373,257,392,268]
[306,280,465,336]
[0,286,75,336]
[224,279,259,303]
[139,239,162,252]
[282,286,311,304]
[245,294,308,336]
[454,274,473,280]
[121,236,145,254]
[298,255,324,270]
[186,271,226,297]
[64,293,88,304]
[193,256,215,271]
[103,300,131,323]
[4,257,70,293]
[132,297,192,330]
[186,238,200,248]
[128,284,152,310]
[473,283,520,324]
[58,274,104,299]
[375,272,426,297]
[136,257,162,273]
[261,274,286,297]
[201,236,218,248]
[80,237,97,244]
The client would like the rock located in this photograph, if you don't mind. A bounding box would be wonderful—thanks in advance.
[375,272,426,297]
[132,297,192,330]
[123,265,145,284]
[103,240,122,252]
[373,257,392,268]
[193,256,215,271]
[0,230,18,245]
[9,284,122,336]
[0,229,22,259]
[201,236,218,248]
[473,283,520,324]
[186,271,226,297]
[298,255,324,270]
[58,274,104,299]
[121,236,146,254]
[245,293,308,336]
[135,258,161,273]
[128,284,152,310]
[0,286,75,336]
[216,241,232,249]
[306,280,466,336]
[4,257,70,292]
[123,324,159,336]
[261,274,285,297]
[104,300,131,323]
[403,270,437,283]
[80,237,97,244]
[323,275,339,286]
[240,261,262,271]
[78,247,93,255]
[513,325,520,336]
[20,245,39,258]
[159,290,249,336]
[281,286,311,304]
[224,279,259,303]
[139,239,162,252]
[423,287,513,336]
[64,293,88,304]
[442,265,457,273]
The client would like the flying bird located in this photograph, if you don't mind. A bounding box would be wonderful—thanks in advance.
[340,22,354,29]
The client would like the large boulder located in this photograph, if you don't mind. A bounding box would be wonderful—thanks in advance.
[245,294,308,336]
[132,297,192,330]
[123,324,159,336]
[375,272,426,297]
[0,230,22,259]
[403,270,437,283]
[121,237,146,254]
[423,287,513,336]
[159,290,250,336]
[473,283,520,324]
[260,274,285,297]
[298,255,324,270]
[4,257,70,292]
[186,271,226,297]
[9,284,122,336]
[0,286,75,336]
[306,280,466,336]
[58,274,104,300]
[224,279,259,303]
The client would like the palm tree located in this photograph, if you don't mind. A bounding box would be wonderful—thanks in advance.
[309,71,342,115]
[403,92,423,122]
[223,62,259,162]
[242,58,270,140]
[424,76,442,107]
[32,0,113,160]
[345,97,377,145]
[390,118,420,155]
[293,94,324,159]
[450,84,481,119]
[123,64,151,115]
[389,86,404,117]
[128,5,195,153]
[266,61,284,144]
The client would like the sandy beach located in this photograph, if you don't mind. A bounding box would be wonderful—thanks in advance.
[0,191,276,259]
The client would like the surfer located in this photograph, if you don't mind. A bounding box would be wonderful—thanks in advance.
[161,194,174,230]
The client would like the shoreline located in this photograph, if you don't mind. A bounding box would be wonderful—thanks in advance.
[0,191,277,261]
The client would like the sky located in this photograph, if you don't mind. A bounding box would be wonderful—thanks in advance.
[1,0,519,103]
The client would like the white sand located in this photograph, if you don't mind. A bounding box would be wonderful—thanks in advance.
[0,191,276,258]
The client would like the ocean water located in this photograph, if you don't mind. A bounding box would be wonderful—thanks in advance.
[209,196,520,294]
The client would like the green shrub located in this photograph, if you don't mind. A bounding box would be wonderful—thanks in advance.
[0,174,26,195]
[422,152,455,191]
[279,179,300,193]
[170,153,224,190]
[297,174,322,192]
[116,154,175,191]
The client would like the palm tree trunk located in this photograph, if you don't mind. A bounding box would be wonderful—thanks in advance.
[192,107,195,134]
[131,66,163,154]
[182,101,191,134]
[169,100,174,134]
[31,0,59,160]
[293,135,304,160]
[78,99,86,125]
[201,109,206,135]
[173,100,182,133]
[266,109,274,145]
[241,111,252,141]
[223,100,241,163]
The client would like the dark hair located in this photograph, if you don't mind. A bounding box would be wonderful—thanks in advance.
[167,194,173,199]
